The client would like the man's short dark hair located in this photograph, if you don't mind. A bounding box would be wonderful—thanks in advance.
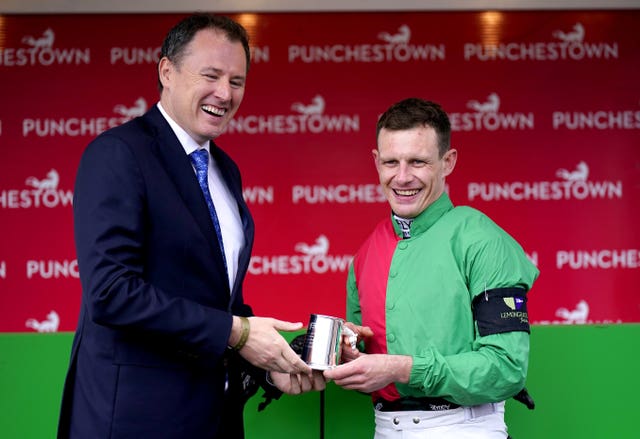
[376,98,452,158]
[158,13,250,91]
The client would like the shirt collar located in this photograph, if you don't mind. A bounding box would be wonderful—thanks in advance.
[390,192,454,238]
[157,102,209,155]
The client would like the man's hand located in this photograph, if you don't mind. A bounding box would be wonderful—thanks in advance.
[269,370,326,395]
[323,353,412,394]
[233,316,312,375]
[341,322,373,363]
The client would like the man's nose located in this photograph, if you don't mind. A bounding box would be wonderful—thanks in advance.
[395,162,412,182]
[215,80,232,101]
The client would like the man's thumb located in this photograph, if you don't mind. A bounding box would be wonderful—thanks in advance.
[273,319,305,332]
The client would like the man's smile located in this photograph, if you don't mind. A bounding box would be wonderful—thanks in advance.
[394,189,421,197]
[201,104,226,117]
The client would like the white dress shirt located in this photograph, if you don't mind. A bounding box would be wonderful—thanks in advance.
[157,103,245,291]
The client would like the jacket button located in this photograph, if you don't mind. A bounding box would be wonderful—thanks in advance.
[413,417,420,424]
[393,417,400,425]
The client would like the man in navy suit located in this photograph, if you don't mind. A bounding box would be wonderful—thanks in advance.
[58,13,323,439]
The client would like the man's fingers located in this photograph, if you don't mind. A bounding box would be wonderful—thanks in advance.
[290,375,302,394]
[299,374,312,393]
[324,361,356,381]
[312,371,326,391]
[329,372,363,389]
[272,318,304,332]
[280,345,311,373]
[359,325,374,338]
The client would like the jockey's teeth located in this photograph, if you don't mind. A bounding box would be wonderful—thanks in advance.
[396,189,419,196]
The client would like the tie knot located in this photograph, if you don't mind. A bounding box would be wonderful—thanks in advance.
[190,149,209,173]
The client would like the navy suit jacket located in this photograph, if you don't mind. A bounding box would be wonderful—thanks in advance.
[58,106,257,438]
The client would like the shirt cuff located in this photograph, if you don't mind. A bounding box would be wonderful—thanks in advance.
[408,349,434,391]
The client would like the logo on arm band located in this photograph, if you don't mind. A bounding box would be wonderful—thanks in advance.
[472,287,530,336]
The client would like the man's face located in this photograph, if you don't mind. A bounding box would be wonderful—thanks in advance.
[159,28,247,144]
[374,126,457,219]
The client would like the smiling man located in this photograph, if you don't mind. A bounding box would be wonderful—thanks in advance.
[57,14,323,439]
[324,98,539,439]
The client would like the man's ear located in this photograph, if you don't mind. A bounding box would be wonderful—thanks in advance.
[372,148,380,169]
[443,148,458,177]
[158,57,172,89]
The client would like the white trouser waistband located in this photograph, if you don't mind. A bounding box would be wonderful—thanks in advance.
[374,401,507,438]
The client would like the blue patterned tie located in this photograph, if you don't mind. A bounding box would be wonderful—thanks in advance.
[190,149,228,272]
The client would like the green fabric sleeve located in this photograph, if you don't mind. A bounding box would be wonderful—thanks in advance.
[406,331,529,405]
[401,213,538,405]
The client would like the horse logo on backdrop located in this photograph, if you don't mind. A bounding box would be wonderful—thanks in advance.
[555,300,589,324]
[1,169,72,209]
[25,169,59,191]
[25,310,60,333]
[464,21,617,62]
[248,234,351,275]
[450,92,534,131]
[467,93,500,113]
[556,161,589,182]
[288,23,443,63]
[467,159,622,202]
[552,23,585,43]
[291,95,325,115]
[378,24,411,44]
[22,28,55,49]
[226,94,359,134]
[533,299,621,325]
[7,27,89,68]
[295,235,329,257]
[114,97,148,121]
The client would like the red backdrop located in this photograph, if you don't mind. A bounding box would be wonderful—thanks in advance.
[1,10,639,332]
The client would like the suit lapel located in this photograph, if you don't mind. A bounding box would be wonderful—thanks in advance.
[144,107,228,274]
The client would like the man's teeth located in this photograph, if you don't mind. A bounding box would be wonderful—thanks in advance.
[201,105,225,116]
[395,189,420,196]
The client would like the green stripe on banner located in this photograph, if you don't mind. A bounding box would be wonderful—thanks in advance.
[1,325,638,438]
[0,333,72,438]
